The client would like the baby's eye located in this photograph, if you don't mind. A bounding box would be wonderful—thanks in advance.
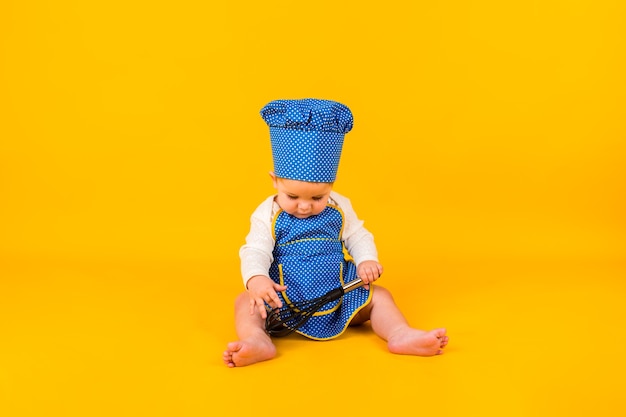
[312,196,323,201]
[287,195,298,200]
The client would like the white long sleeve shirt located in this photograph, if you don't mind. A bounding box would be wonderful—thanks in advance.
[239,191,379,288]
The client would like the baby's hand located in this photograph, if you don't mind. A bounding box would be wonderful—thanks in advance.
[246,275,287,319]
[357,261,383,288]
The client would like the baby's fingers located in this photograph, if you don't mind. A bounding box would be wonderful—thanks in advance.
[267,292,283,309]
[271,284,286,304]
[249,297,268,319]
[359,268,374,283]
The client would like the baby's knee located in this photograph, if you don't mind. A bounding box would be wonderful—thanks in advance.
[372,285,394,301]
[234,291,249,309]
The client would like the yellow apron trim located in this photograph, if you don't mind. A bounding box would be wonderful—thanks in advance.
[276,237,340,248]
[326,203,346,240]
[271,207,283,241]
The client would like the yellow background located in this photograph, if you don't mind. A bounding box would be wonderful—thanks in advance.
[1,0,625,416]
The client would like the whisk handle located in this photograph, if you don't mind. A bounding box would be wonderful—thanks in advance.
[324,278,364,302]
[342,277,365,293]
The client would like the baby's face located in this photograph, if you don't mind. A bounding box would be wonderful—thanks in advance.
[272,177,332,219]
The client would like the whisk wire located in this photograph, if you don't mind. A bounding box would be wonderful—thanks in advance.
[265,278,364,337]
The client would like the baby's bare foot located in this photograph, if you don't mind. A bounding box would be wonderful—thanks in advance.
[387,327,448,356]
[222,338,277,368]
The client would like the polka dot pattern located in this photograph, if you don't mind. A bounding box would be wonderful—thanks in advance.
[260,98,353,183]
[268,205,371,340]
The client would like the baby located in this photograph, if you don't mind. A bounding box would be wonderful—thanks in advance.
[223,99,448,367]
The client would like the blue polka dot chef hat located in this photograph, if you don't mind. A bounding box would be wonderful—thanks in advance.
[260,98,353,183]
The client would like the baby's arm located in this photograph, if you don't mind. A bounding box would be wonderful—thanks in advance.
[240,198,285,319]
[332,192,382,286]
[240,198,275,284]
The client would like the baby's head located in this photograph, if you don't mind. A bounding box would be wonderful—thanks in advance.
[260,98,352,218]
[269,172,332,219]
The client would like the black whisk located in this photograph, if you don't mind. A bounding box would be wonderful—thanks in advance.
[265,277,365,337]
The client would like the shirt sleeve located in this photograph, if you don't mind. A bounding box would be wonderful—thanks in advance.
[239,196,276,288]
[331,191,379,265]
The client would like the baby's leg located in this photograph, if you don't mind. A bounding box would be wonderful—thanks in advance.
[222,292,277,367]
[357,286,448,356]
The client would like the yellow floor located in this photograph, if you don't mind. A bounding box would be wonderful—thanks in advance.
[2,257,624,416]
[2,0,625,415]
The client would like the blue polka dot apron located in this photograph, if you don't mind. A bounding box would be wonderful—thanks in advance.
[268,203,372,340]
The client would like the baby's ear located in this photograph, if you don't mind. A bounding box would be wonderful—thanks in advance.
[268,171,278,187]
